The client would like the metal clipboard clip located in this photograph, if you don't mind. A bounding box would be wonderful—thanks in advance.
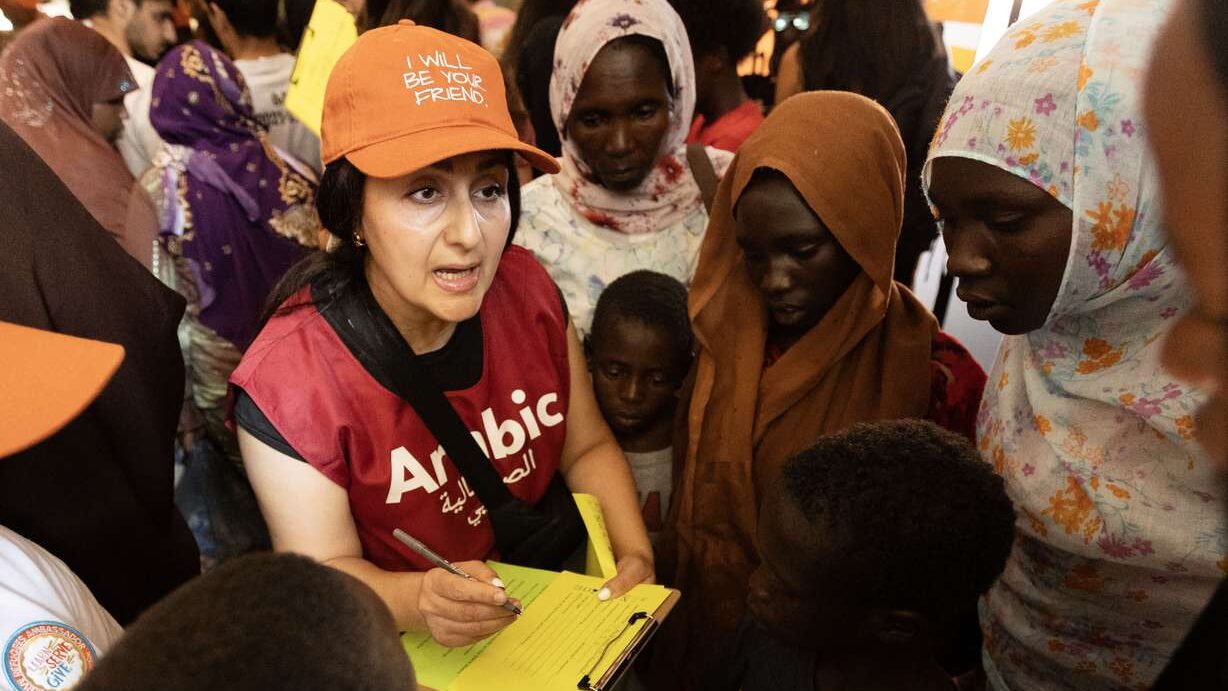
[576,611,659,690]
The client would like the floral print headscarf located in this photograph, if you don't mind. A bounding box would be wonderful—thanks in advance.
[924,1,1223,689]
[547,0,728,234]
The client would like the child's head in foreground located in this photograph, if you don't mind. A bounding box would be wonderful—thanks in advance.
[749,419,1015,656]
[587,270,693,449]
[78,553,417,691]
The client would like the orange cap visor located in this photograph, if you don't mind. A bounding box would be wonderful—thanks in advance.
[0,322,124,458]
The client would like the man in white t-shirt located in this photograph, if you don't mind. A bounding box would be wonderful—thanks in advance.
[71,0,177,179]
[203,0,323,175]
[0,322,129,691]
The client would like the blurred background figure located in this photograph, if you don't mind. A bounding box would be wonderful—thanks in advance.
[511,13,562,159]
[1145,0,1228,684]
[500,0,575,80]
[140,40,319,566]
[73,0,177,64]
[0,17,160,268]
[77,554,418,691]
[276,0,316,52]
[777,0,955,286]
[201,0,323,174]
[469,0,513,53]
[767,0,811,91]
[671,0,769,153]
[0,114,199,627]
[71,0,178,178]
[501,0,577,175]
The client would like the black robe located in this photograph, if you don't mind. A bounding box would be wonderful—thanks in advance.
[0,119,199,625]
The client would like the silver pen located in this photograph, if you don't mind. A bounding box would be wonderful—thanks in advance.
[392,528,523,616]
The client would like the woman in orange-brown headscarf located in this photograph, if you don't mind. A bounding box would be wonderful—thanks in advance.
[0,17,157,267]
[652,91,986,690]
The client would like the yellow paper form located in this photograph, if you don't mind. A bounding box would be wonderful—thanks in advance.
[452,572,671,691]
[573,493,617,579]
[284,0,358,135]
[925,0,990,23]
[402,562,556,690]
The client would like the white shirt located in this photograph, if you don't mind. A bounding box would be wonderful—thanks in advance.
[0,525,121,691]
[116,56,165,179]
[515,175,711,336]
[234,54,323,174]
[624,447,673,545]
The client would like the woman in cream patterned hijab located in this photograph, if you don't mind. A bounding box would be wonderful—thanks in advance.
[925,0,1224,688]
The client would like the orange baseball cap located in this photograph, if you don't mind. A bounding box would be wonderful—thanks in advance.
[0,322,124,458]
[322,20,559,178]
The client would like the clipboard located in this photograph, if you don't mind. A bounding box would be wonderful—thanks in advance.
[407,565,679,691]
[575,588,679,690]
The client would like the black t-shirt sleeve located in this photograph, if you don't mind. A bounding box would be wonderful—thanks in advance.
[232,387,306,462]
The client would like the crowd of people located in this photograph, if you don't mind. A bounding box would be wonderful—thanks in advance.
[0,0,1224,689]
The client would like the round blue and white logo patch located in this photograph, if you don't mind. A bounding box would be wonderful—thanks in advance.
[3,621,96,690]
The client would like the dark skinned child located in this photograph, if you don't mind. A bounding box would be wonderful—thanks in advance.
[586,271,693,542]
[708,419,1015,691]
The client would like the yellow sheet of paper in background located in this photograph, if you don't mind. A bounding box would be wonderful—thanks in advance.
[285,0,357,135]
[453,572,670,691]
[573,493,617,579]
[402,562,556,690]
[925,0,990,23]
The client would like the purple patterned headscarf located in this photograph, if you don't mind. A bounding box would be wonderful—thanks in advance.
[149,41,317,348]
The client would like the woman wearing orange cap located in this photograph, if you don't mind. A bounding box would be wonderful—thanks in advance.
[230,21,653,646]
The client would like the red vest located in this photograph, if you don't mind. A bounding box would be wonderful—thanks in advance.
[231,247,571,571]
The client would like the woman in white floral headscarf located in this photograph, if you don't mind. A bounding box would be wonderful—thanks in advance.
[924,1,1225,689]
[514,0,732,335]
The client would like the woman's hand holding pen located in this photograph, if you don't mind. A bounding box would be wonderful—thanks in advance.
[598,551,655,601]
[418,561,522,647]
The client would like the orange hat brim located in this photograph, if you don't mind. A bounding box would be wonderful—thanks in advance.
[344,123,561,179]
[0,322,124,458]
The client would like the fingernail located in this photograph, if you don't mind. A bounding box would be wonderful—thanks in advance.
[598,587,611,601]
[494,590,507,604]
[492,578,506,589]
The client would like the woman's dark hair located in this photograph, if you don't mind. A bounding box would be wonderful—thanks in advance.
[260,153,522,323]
[358,0,480,41]
[799,0,944,104]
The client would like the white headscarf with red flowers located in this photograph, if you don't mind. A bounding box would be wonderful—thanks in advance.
[547,0,731,234]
